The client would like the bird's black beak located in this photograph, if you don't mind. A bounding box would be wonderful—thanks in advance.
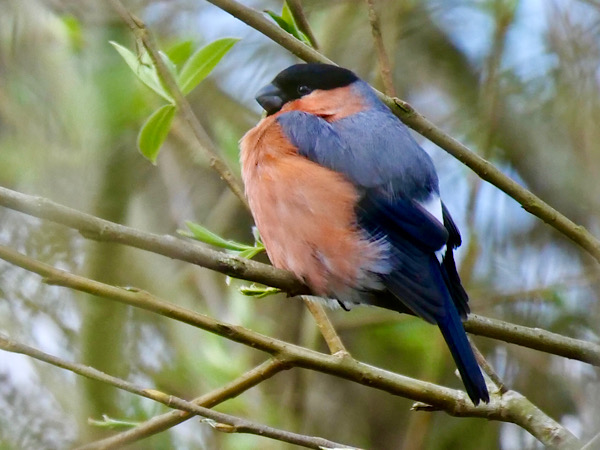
[255,83,285,116]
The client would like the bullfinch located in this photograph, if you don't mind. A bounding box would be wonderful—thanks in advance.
[240,63,489,405]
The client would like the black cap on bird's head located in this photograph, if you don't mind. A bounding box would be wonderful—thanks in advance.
[255,63,359,115]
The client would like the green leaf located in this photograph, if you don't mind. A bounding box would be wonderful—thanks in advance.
[136,104,176,164]
[181,221,251,251]
[266,4,312,46]
[166,40,194,67]
[296,30,312,46]
[109,41,174,103]
[178,38,240,95]
[264,10,295,36]
[237,246,265,259]
[238,284,281,298]
[281,2,295,27]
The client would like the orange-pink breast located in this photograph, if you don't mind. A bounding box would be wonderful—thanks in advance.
[240,114,385,299]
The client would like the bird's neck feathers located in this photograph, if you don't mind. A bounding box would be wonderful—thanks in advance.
[280,82,368,121]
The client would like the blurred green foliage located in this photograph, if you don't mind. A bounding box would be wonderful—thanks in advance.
[111,36,238,162]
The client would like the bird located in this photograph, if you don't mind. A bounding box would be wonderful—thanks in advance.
[239,63,489,405]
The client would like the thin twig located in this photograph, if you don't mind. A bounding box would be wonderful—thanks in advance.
[110,0,248,209]
[0,186,599,366]
[470,341,508,395]
[286,0,319,49]
[301,297,348,355]
[78,359,288,450]
[204,0,600,264]
[0,335,354,450]
[364,0,396,96]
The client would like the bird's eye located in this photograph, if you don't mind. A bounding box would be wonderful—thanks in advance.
[297,85,312,96]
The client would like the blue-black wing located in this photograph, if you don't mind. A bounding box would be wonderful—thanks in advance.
[277,108,488,404]
[277,109,456,322]
[441,203,469,317]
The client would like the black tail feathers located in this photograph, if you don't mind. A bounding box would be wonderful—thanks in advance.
[438,301,489,405]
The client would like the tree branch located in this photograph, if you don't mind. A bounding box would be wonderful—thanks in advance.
[364,0,396,96]
[77,359,287,449]
[0,185,304,293]
[301,297,348,355]
[0,244,583,448]
[470,340,508,395]
[0,335,355,450]
[203,0,600,263]
[465,314,600,366]
[205,0,333,64]
[286,0,319,50]
[0,185,598,367]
